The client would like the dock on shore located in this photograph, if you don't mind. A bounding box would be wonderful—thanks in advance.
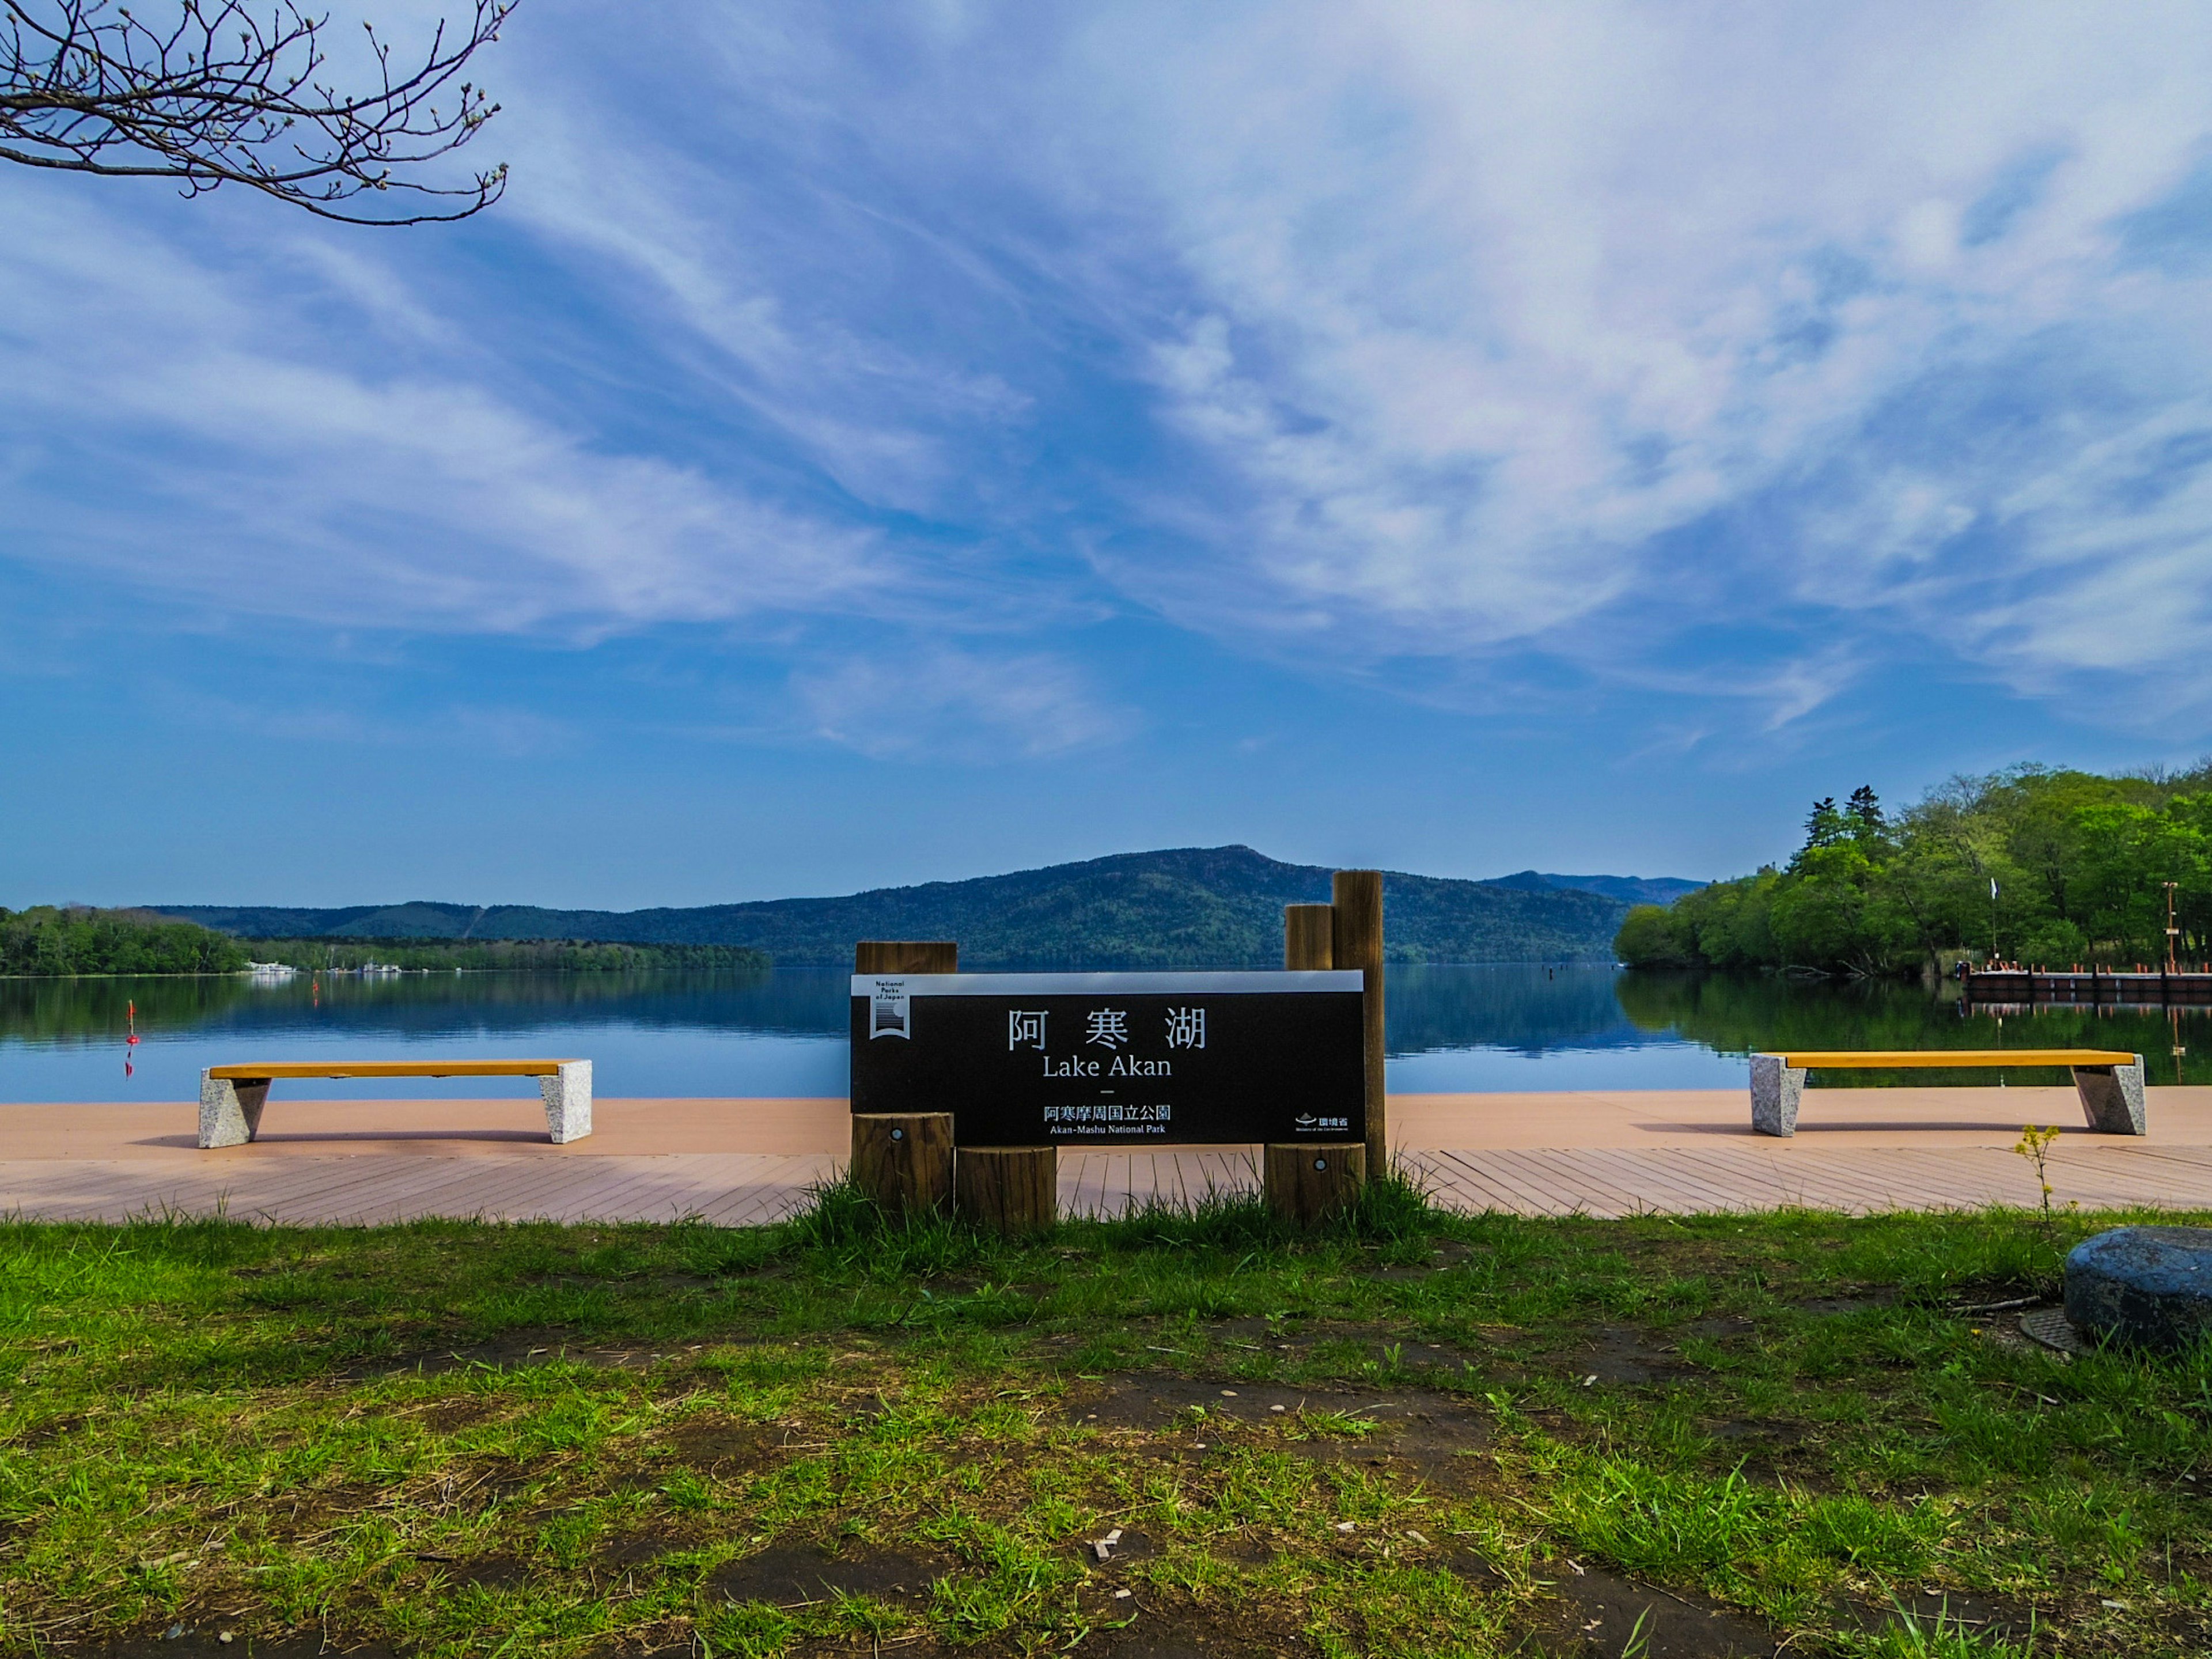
[1963,965,2212,1005]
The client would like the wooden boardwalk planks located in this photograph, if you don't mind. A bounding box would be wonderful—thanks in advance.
[1,1138,2209,1228]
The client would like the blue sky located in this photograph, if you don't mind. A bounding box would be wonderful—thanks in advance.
[6,1,2212,909]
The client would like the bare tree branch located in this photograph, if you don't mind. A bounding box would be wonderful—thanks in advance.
[2,0,515,224]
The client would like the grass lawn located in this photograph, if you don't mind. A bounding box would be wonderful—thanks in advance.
[1,1182,2208,1659]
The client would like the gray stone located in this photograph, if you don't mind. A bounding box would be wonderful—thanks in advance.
[541,1059,593,1142]
[2064,1226,2212,1350]
[198,1071,270,1148]
[1749,1054,1805,1137]
[2071,1058,2147,1134]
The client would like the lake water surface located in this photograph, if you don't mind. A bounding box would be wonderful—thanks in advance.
[5,965,2210,1102]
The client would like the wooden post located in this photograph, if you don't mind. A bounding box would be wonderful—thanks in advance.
[1264,1143,1366,1225]
[1284,903,1335,971]
[1331,870,1387,1176]
[955,1146,1057,1236]
[1267,902,1353,1220]
[850,1112,954,1215]
[855,941,957,975]
[852,942,957,1213]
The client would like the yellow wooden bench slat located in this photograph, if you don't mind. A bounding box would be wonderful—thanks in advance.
[206,1060,579,1080]
[1771,1050,2137,1069]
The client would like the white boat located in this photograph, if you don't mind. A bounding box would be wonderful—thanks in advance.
[245,961,299,983]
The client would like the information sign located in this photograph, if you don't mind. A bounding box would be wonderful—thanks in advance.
[850,971,1365,1146]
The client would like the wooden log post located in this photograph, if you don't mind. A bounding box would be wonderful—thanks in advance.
[1266,902,1358,1221]
[956,1146,1058,1237]
[855,941,958,975]
[1283,903,1335,972]
[851,941,957,1213]
[1331,870,1387,1177]
[850,1112,955,1215]
[1265,1142,1366,1225]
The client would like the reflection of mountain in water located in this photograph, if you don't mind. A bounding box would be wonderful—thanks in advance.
[1384,964,1647,1056]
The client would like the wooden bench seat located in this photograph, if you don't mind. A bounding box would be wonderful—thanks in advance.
[198,1059,592,1147]
[1750,1048,2144,1138]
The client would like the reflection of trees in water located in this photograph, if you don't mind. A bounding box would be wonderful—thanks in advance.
[0,967,837,1047]
[1615,970,2212,1085]
[0,975,249,1042]
[1384,964,1637,1055]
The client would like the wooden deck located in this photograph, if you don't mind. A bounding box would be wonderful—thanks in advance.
[2,1088,2209,1226]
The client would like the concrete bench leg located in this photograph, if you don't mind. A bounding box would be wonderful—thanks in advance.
[2073,1058,2146,1135]
[1750,1055,1805,1137]
[199,1073,271,1148]
[541,1060,593,1143]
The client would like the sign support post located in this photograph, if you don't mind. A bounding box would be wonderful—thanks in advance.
[1268,899,1366,1221]
[1331,870,1388,1179]
[850,941,958,1216]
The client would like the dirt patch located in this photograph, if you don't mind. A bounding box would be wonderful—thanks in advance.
[1084,1588,1321,1657]
[1705,1418,1807,1447]
[1548,1324,1691,1386]
[8,1413,84,1450]
[417,1555,528,1591]
[416,1396,499,1433]
[1838,1585,2042,1646]
[1069,1373,1490,1488]
[662,1415,787,1472]
[1793,1292,1896,1317]
[1523,1558,1779,1657]
[1071,1526,1161,1573]
[1201,1316,1285,1345]
[1677,1315,1757,1344]
[74,1633,402,1658]
[709,1542,945,1606]
[599,1531,681,1570]
[350,1330,663,1378]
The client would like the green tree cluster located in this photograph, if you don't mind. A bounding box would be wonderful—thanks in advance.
[1616,764,2212,976]
[0,907,249,976]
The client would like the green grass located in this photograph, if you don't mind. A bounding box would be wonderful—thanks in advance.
[0,1189,2207,1656]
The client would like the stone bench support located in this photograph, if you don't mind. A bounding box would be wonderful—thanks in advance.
[2071,1062,2146,1136]
[199,1074,272,1149]
[1749,1054,1805,1137]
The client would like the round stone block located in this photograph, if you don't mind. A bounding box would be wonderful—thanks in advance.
[2063,1226,2212,1351]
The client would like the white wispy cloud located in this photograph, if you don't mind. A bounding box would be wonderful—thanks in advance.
[5,0,2212,751]
[793,646,1130,762]
[0,185,897,635]
[1028,1,2212,706]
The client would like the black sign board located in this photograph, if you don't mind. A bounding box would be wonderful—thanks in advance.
[849,971,1365,1146]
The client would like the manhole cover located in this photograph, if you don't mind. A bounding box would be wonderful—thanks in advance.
[2019,1305,2089,1354]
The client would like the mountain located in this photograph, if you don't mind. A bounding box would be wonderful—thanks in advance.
[151,846,1648,967]
[1488,870,1707,908]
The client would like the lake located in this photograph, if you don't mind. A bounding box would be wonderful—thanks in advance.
[4,964,2209,1103]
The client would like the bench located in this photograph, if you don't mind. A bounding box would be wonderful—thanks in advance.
[198,1060,592,1147]
[1750,1049,2144,1138]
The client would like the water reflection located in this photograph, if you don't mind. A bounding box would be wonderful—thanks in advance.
[3,964,2207,1101]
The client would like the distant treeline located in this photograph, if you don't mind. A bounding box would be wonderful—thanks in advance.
[0,908,771,978]
[0,907,249,976]
[241,938,771,974]
[1617,763,2212,977]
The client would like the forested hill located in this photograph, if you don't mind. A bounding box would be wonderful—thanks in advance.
[153,847,1669,967]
